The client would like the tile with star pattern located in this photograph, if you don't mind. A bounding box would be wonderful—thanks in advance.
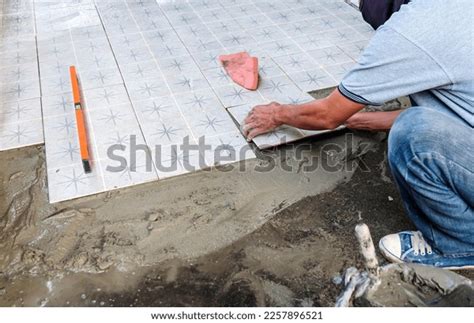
[93,127,148,161]
[156,55,201,76]
[248,25,287,43]
[87,104,141,137]
[0,37,36,54]
[197,8,233,23]
[79,67,124,90]
[227,3,260,18]
[77,50,118,71]
[203,131,256,166]
[272,52,318,74]
[337,39,369,61]
[99,154,159,190]
[324,62,355,83]
[175,89,225,116]
[184,109,238,138]
[40,71,73,97]
[266,10,303,24]
[148,40,190,59]
[200,67,234,88]
[257,75,302,102]
[0,47,37,67]
[205,19,243,35]
[217,31,255,48]
[234,14,274,29]
[152,143,208,180]
[0,118,44,151]
[214,84,266,109]
[259,38,303,57]
[190,0,223,11]
[114,46,155,66]
[70,25,108,42]
[132,96,182,124]
[308,15,346,31]
[38,58,77,80]
[41,93,74,118]
[258,57,285,78]
[307,46,354,67]
[278,20,315,37]
[181,35,223,54]
[140,113,194,147]
[288,68,338,92]
[0,62,38,86]
[46,162,105,203]
[325,27,367,46]
[0,79,40,103]
[294,5,330,19]
[0,97,42,124]
[84,84,131,110]
[126,76,171,102]
[120,60,161,84]
[164,69,211,94]
[192,49,225,71]
[42,112,79,146]
[44,137,82,169]
[166,11,201,27]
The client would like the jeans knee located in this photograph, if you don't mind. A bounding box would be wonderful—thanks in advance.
[388,107,448,168]
[388,108,423,167]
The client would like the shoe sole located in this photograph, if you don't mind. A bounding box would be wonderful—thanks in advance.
[379,241,474,271]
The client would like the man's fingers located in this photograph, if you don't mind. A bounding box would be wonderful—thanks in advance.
[247,128,267,141]
[242,122,256,136]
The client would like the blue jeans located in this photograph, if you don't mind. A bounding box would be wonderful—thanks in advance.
[388,106,474,256]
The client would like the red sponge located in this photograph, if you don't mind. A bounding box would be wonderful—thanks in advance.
[219,52,259,91]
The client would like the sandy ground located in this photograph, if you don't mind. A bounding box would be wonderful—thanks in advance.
[1,95,471,306]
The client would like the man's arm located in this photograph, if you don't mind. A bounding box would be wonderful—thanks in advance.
[243,88,365,141]
[345,110,403,131]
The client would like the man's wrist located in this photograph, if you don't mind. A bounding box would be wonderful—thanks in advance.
[273,103,293,126]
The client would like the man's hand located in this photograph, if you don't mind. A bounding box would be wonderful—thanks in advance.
[241,89,366,142]
[243,102,285,141]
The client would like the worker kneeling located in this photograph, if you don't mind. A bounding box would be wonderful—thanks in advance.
[243,0,474,269]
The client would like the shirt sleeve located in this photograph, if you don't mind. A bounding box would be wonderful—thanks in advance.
[339,25,452,106]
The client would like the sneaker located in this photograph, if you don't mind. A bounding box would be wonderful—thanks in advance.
[379,231,474,270]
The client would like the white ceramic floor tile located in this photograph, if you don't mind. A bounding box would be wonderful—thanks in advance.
[47,162,105,203]
[307,46,355,67]
[0,118,44,151]
[203,131,256,166]
[153,144,208,180]
[288,68,338,92]
[214,84,266,108]
[184,109,238,139]
[272,52,318,74]
[100,154,159,190]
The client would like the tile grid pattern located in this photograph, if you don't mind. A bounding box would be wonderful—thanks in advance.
[0,0,43,151]
[1,0,374,202]
[94,1,255,182]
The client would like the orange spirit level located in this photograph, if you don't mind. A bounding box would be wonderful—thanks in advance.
[69,66,91,173]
